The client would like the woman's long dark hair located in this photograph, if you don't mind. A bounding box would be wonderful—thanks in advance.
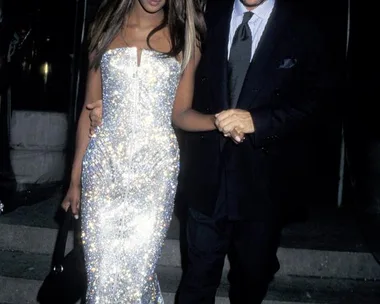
[88,0,206,70]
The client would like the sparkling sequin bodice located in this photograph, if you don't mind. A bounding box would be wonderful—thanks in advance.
[80,47,181,304]
[96,47,181,151]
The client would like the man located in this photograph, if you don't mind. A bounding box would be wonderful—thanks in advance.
[176,0,334,303]
[88,0,334,302]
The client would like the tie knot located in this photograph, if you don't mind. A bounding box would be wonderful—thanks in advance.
[242,11,254,24]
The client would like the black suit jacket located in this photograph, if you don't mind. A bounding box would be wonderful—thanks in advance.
[176,0,336,220]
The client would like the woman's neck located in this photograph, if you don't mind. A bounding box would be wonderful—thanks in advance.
[128,2,164,28]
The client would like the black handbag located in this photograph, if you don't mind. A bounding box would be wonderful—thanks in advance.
[37,208,87,304]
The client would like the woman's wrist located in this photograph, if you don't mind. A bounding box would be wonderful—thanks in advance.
[70,171,81,187]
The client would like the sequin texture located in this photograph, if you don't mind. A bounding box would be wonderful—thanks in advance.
[81,47,181,303]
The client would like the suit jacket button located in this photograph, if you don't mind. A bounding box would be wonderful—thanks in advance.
[201,77,207,82]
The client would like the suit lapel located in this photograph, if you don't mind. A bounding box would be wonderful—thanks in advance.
[236,1,290,109]
[207,1,234,112]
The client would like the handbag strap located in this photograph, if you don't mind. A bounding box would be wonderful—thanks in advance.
[51,207,73,268]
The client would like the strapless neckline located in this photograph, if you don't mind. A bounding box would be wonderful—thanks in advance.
[103,46,181,68]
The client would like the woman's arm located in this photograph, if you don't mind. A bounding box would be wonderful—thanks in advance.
[69,65,102,186]
[172,46,216,132]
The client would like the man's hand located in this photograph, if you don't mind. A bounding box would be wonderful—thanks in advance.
[215,109,255,140]
[86,99,102,137]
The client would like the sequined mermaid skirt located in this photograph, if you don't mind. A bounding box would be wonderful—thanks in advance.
[80,128,179,304]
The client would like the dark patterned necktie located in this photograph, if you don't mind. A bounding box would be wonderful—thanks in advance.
[228,11,254,108]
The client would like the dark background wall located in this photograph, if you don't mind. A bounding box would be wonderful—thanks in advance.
[344,0,380,214]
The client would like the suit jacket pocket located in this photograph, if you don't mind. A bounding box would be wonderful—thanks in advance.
[272,57,300,89]
[277,58,297,69]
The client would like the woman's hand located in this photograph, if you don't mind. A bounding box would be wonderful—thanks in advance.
[224,129,246,144]
[61,184,81,219]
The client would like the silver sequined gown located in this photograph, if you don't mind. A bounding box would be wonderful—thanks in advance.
[80,47,181,303]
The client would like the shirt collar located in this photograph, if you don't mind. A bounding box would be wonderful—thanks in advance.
[233,0,275,20]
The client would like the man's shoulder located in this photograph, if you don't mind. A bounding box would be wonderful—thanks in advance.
[203,0,233,28]
[275,0,327,55]
[276,0,324,38]
[204,0,233,17]
[205,0,233,9]
[279,0,322,27]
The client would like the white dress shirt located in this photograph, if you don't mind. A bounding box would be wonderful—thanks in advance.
[228,0,275,61]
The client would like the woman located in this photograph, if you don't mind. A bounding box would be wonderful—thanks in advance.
[61,0,214,302]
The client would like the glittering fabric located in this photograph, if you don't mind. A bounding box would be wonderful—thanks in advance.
[81,47,181,304]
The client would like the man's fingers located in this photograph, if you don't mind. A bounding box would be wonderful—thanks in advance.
[89,128,95,138]
[89,107,102,129]
[215,109,235,121]
[216,112,239,127]
[215,110,227,118]
[221,121,240,134]
[90,117,101,127]
[86,99,102,110]
[216,115,240,134]
[218,116,241,131]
